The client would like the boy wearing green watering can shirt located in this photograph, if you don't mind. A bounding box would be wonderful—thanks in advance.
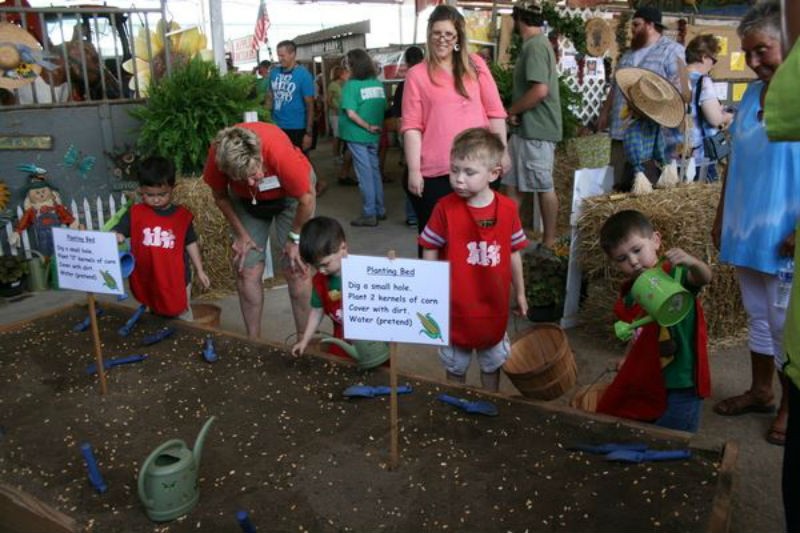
[597,210,713,432]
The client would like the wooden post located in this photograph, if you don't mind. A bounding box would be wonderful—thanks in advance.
[87,294,107,395]
[389,341,399,470]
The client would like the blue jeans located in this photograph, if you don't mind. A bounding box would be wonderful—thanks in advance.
[654,387,702,432]
[348,141,384,218]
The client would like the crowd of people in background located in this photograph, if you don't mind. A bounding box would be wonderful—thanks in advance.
[205,0,800,528]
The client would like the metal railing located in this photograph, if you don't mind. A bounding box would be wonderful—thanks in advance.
[1,4,168,106]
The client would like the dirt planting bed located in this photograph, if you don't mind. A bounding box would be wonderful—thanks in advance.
[0,305,731,533]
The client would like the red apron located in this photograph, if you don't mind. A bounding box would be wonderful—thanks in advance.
[129,204,192,317]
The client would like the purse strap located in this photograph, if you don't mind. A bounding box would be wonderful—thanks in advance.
[694,75,710,141]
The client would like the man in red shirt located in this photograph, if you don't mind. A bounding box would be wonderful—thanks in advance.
[203,122,316,339]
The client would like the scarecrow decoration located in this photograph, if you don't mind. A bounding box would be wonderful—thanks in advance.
[9,164,80,257]
[615,67,684,195]
[0,21,56,92]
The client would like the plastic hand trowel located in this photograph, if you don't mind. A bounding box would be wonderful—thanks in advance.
[437,393,498,416]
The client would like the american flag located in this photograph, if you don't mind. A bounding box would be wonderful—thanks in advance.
[251,0,271,52]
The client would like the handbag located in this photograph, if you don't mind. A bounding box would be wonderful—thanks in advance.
[694,76,730,161]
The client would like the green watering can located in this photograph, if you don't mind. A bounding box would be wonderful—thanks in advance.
[26,251,47,292]
[138,416,216,522]
[317,336,390,369]
[614,264,692,341]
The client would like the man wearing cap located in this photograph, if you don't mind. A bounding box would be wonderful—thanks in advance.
[597,6,686,192]
[503,0,562,249]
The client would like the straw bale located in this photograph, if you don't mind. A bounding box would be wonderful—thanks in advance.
[575,182,747,344]
[173,177,237,298]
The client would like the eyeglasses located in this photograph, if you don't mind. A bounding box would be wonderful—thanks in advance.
[431,30,458,43]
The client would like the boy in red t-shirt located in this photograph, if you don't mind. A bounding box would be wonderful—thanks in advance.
[419,128,529,391]
[113,156,210,318]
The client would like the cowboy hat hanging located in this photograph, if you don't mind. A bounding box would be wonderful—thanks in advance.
[585,17,613,58]
[615,67,685,129]
[0,21,55,91]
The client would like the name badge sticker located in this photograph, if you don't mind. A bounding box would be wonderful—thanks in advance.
[257,176,280,192]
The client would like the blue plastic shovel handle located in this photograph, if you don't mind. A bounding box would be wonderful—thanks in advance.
[80,442,107,493]
[141,326,176,346]
[118,304,146,337]
[343,385,413,398]
[437,393,498,416]
[567,442,649,454]
[202,337,218,363]
[605,449,692,463]
[237,510,257,533]
[73,307,105,332]
[85,354,147,375]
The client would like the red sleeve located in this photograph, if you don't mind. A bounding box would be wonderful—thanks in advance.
[418,202,448,250]
[510,212,528,252]
[15,208,36,232]
[202,142,228,194]
[55,204,75,225]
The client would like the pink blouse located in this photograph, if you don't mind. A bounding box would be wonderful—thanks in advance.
[400,53,507,178]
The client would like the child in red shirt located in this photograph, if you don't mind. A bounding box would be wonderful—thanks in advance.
[419,128,528,391]
[113,156,210,318]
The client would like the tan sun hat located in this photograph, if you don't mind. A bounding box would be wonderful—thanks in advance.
[585,17,613,58]
[0,22,43,91]
[615,67,685,128]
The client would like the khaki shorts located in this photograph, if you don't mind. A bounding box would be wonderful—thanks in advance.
[503,136,556,193]
[232,194,298,270]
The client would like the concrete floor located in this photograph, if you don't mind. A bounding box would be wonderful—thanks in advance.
[0,140,785,532]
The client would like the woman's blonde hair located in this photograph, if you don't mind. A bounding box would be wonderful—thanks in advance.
[214,126,262,181]
[426,5,475,99]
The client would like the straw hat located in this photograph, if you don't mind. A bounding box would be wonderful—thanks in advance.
[615,67,685,128]
[585,17,613,58]
[0,22,43,90]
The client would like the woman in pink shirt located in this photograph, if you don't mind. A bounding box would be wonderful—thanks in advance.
[401,4,509,256]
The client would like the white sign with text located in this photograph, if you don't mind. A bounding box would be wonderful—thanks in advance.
[53,228,124,295]
[341,255,450,345]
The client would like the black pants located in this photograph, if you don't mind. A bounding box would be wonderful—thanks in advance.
[784,378,799,533]
[407,174,452,258]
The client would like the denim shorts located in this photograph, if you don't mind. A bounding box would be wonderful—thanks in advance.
[438,334,510,376]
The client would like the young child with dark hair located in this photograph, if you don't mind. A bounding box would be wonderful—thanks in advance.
[419,127,528,392]
[597,209,713,431]
[112,156,210,319]
[291,216,351,359]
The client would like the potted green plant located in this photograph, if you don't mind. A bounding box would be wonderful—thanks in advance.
[0,255,29,297]
[523,238,570,322]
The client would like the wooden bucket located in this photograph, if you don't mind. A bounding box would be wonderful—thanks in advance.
[192,303,221,328]
[503,323,577,401]
[569,382,609,413]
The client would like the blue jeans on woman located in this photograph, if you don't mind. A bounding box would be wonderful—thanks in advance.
[348,141,385,218]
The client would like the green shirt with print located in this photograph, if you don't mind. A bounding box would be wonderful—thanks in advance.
[339,77,386,144]
[513,33,562,142]
[310,274,341,309]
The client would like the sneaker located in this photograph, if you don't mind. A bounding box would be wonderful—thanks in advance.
[350,216,378,227]
[406,218,418,226]
[377,213,387,221]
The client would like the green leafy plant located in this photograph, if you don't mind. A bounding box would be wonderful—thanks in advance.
[0,255,28,285]
[130,56,259,176]
[523,237,571,308]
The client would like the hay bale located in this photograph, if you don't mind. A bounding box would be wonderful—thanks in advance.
[173,177,237,298]
[575,182,747,344]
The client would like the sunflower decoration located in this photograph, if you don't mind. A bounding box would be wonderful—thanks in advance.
[0,180,10,211]
[122,20,209,96]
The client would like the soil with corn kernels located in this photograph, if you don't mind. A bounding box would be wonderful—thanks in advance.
[0,305,722,533]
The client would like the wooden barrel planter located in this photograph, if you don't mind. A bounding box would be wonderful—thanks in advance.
[191,303,221,328]
[569,382,609,413]
[503,323,577,401]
